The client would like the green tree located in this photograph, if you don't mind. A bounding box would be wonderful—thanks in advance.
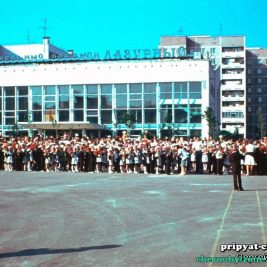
[117,110,136,135]
[202,107,218,138]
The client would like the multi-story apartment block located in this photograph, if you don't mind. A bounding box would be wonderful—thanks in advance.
[160,35,246,137]
[246,48,267,138]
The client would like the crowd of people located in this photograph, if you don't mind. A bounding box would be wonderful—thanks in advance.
[0,132,267,176]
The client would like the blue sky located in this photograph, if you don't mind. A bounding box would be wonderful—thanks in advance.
[1,0,267,54]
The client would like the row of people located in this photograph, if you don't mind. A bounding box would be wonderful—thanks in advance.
[0,134,266,175]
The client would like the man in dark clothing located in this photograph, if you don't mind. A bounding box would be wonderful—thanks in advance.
[229,146,245,191]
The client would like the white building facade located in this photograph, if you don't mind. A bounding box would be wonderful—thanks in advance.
[0,39,218,138]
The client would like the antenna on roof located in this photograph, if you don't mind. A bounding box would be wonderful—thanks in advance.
[220,24,223,36]
[41,19,48,37]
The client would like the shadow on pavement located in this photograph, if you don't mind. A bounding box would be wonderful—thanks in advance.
[0,245,122,258]
[243,189,267,191]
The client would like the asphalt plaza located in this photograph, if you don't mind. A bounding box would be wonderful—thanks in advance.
[1,172,267,267]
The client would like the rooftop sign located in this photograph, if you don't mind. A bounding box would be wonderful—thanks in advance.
[0,47,188,64]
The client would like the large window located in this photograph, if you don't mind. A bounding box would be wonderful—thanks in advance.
[4,87,16,125]
[129,83,142,108]
[144,83,156,108]
[72,85,84,121]
[58,85,70,122]
[44,86,56,122]
[174,82,187,99]
[17,86,28,122]
[116,84,127,109]
[160,82,172,99]
[175,105,188,123]
[190,104,201,123]
[145,109,156,123]
[86,85,98,123]
[101,84,112,124]
[160,104,172,123]
[189,82,201,99]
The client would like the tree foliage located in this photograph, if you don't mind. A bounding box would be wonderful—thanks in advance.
[202,107,217,138]
[117,110,136,133]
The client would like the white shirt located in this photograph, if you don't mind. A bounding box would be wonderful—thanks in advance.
[246,144,255,153]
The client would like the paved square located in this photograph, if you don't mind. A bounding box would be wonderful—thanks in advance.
[0,172,267,267]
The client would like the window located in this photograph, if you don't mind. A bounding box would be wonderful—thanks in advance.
[101,95,112,109]
[190,104,201,123]
[258,78,262,84]
[74,110,83,121]
[160,105,172,123]
[4,87,15,96]
[44,86,55,95]
[144,109,156,123]
[144,83,156,93]
[222,112,244,118]
[257,88,262,93]
[86,85,98,94]
[32,111,42,122]
[86,85,98,123]
[247,88,252,93]
[116,94,127,108]
[32,86,42,95]
[101,84,112,94]
[116,84,127,109]
[101,110,112,124]
[59,110,69,122]
[257,69,262,74]
[129,83,142,109]
[247,69,252,74]
[189,82,201,99]
[174,82,187,99]
[175,105,188,123]
[5,98,15,110]
[258,97,262,103]
[248,106,252,112]
[18,86,28,96]
[59,95,69,109]
[59,85,69,95]
[247,97,252,103]
[160,82,172,99]
[87,95,98,109]
[115,84,127,94]
[144,83,156,109]
[144,94,156,108]
[129,83,142,94]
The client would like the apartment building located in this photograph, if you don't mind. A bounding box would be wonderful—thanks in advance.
[160,35,246,137]
[246,48,267,138]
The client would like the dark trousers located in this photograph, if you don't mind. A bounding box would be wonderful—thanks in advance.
[195,150,202,174]
[233,173,243,190]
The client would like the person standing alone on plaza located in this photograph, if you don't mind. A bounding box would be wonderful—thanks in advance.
[230,146,245,191]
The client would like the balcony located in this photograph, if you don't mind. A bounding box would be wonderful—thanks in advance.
[221,73,244,80]
[221,117,245,124]
[222,51,245,58]
[221,96,245,101]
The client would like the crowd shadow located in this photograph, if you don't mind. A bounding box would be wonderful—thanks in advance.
[0,244,122,258]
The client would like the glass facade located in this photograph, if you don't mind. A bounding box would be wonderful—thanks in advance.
[0,81,204,137]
